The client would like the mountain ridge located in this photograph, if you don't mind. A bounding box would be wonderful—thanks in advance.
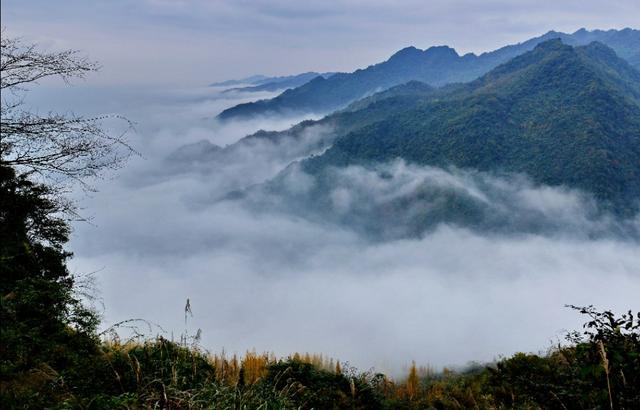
[217,28,640,120]
[299,40,640,218]
[222,72,336,93]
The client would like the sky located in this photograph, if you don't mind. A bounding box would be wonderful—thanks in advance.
[2,0,639,375]
[2,0,639,86]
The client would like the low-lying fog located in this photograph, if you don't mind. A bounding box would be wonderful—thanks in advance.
[40,84,639,376]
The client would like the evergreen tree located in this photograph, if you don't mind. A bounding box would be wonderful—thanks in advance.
[0,165,101,405]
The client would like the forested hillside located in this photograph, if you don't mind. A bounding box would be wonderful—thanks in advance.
[298,40,640,221]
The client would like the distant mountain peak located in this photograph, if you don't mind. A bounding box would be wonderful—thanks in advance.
[424,45,460,58]
[388,45,460,62]
[396,46,420,53]
[388,46,422,61]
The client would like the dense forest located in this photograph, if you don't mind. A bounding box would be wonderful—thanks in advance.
[2,31,640,410]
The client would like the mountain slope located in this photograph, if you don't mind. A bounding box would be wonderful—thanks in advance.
[168,81,440,176]
[300,40,640,217]
[223,72,336,93]
[209,75,272,87]
[218,28,640,120]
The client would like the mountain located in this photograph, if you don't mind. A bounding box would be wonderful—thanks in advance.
[217,28,640,120]
[167,139,222,162]
[169,81,441,176]
[211,72,335,91]
[209,75,272,87]
[563,28,640,61]
[223,72,336,93]
[300,40,640,219]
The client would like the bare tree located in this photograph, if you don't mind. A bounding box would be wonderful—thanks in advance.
[0,30,135,189]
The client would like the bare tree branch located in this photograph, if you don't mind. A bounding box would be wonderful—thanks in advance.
[0,30,136,193]
[1,30,99,91]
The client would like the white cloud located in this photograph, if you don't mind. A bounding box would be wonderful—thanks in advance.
[57,86,640,376]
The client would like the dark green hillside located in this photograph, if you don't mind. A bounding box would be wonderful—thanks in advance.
[217,28,640,120]
[341,80,436,112]
[303,40,640,215]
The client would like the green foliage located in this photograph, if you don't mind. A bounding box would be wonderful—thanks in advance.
[0,165,101,408]
[60,338,299,409]
[487,306,639,409]
[264,359,385,409]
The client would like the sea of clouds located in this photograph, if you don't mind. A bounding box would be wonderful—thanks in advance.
[35,83,639,376]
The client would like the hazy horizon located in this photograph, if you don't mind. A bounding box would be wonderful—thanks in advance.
[2,0,639,86]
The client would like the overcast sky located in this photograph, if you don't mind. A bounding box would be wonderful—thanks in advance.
[2,0,639,86]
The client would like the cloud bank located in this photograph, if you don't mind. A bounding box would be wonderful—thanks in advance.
[57,86,640,376]
[244,161,639,240]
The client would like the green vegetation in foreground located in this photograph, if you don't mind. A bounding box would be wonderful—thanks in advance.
[1,163,639,409]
